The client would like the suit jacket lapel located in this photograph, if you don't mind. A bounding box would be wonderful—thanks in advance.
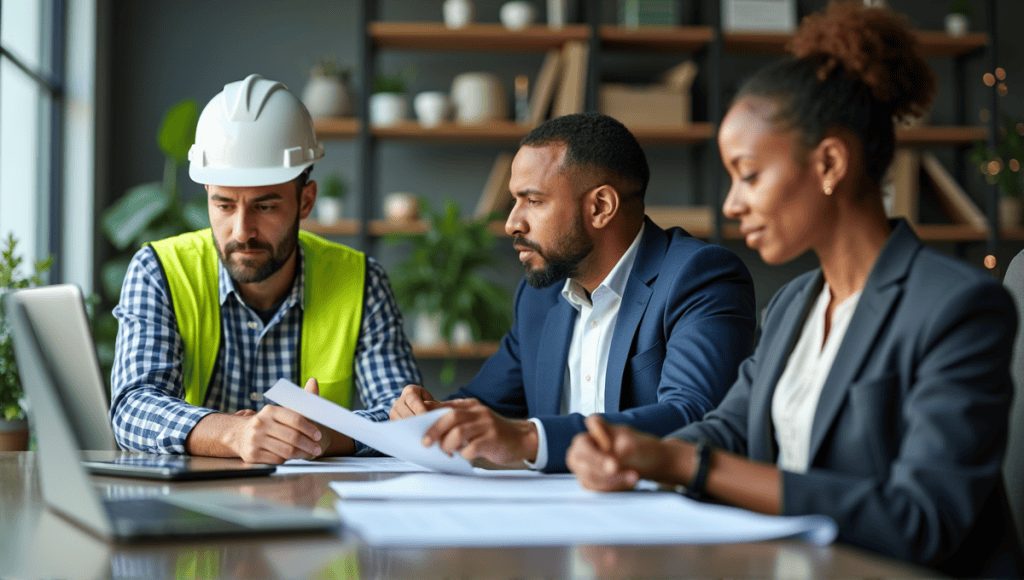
[605,219,664,413]
[806,220,919,464]
[534,299,576,415]
[749,271,822,462]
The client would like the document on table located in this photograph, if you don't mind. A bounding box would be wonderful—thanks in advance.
[331,472,586,500]
[274,457,429,475]
[265,379,474,475]
[334,495,839,547]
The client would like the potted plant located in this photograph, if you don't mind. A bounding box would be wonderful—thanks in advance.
[946,0,973,37]
[970,115,1024,230]
[97,99,209,374]
[301,58,353,118]
[316,171,348,223]
[370,66,415,127]
[386,198,512,385]
[0,234,53,450]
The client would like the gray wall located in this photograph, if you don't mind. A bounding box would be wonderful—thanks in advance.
[106,0,1024,394]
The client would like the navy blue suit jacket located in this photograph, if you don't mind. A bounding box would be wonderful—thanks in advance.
[674,220,1023,577]
[453,217,756,472]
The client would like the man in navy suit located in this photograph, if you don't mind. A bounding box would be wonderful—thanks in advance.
[391,112,756,472]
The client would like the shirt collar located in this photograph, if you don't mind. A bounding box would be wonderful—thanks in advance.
[218,245,306,312]
[561,222,645,309]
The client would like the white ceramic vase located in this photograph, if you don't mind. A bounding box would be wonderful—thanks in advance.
[414,91,451,127]
[450,72,508,125]
[316,197,343,223]
[500,1,536,31]
[384,192,419,221]
[945,13,969,37]
[301,73,352,118]
[443,0,474,29]
[369,92,407,127]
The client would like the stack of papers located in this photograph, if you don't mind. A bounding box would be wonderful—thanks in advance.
[265,380,838,549]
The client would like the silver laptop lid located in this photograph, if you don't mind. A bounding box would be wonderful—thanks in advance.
[8,284,116,450]
[6,292,115,537]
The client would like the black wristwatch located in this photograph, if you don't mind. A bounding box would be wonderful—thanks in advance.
[685,437,713,500]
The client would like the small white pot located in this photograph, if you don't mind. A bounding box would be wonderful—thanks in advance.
[369,92,407,127]
[414,313,445,347]
[500,1,536,31]
[451,72,509,125]
[384,192,419,221]
[945,13,969,37]
[443,0,474,29]
[301,73,352,118]
[414,91,451,128]
[451,321,473,347]
[316,197,343,223]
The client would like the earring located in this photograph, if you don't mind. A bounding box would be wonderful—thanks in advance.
[823,182,833,196]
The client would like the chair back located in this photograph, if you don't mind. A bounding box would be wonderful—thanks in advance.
[1003,250,1024,551]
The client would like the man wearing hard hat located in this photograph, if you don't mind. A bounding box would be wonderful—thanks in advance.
[109,74,421,463]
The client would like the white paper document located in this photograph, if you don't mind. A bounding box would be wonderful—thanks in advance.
[265,379,474,475]
[334,495,838,547]
[331,472,587,500]
[274,457,429,475]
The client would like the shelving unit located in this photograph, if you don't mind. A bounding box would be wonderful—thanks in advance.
[303,1,1005,362]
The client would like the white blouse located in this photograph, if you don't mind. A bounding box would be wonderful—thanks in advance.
[772,282,862,473]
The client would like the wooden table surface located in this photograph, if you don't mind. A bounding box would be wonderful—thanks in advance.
[0,451,941,579]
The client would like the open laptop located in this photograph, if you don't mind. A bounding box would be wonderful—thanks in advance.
[10,283,273,480]
[6,284,338,540]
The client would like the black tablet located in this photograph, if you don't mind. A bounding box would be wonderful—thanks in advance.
[82,455,276,480]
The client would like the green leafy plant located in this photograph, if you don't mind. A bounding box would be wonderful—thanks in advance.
[948,0,974,17]
[0,234,54,420]
[969,115,1024,199]
[313,58,351,82]
[96,99,209,370]
[320,172,348,200]
[373,65,415,94]
[386,198,512,385]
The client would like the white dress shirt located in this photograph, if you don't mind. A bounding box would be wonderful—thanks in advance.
[772,282,862,473]
[527,224,645,470]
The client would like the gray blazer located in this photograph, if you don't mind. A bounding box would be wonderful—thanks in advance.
[673,220,1023,577]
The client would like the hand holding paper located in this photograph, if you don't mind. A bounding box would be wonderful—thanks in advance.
[264,379,475,475]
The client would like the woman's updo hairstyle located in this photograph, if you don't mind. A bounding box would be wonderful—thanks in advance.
[734,1,937,185]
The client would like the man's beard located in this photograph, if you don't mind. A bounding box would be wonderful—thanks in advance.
[213,217,298,284]
[516,213,594,289]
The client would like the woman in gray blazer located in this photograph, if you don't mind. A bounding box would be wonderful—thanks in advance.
[566,2,1022,577]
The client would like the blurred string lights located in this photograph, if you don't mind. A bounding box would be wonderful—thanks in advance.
[971,67,1022,271]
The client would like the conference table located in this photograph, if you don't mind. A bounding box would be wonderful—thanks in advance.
[0,451,940,579]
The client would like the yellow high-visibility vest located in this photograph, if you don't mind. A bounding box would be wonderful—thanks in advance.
[149,229,364,408]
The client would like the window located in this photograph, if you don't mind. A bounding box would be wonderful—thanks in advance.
[1,0,95,292]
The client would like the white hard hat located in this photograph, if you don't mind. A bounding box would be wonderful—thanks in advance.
[188,74,324,187]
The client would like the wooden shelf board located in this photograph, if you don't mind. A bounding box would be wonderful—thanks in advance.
[370,23,589,51]
[999,227,1024,241]
[628,123,715,145]
[646,205,715,238]
[372,120,531,142]
[896,126,987,145]
[722,30,987,57]
[369,219,429,236]
[600,25,714,52]
[300,219,361,236]
[314,117,359,139]
[413,341,501,359]
[912,224,989,241]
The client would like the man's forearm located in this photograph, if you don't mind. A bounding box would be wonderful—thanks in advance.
[184,412,245,457]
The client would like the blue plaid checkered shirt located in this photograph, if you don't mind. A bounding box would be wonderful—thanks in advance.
[110,244,421,455]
